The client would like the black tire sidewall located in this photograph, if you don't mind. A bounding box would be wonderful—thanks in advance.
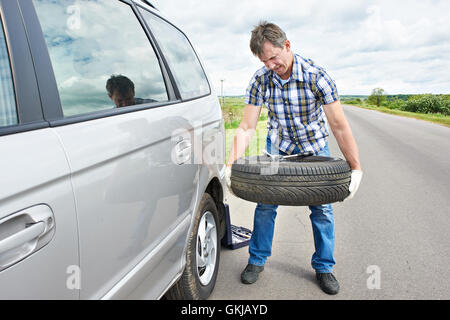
[231,155,351,206]
[185,193,220,299]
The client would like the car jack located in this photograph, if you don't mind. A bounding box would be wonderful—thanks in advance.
[221,204,252,250]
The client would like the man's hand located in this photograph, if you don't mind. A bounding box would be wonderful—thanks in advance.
[347,170,363,200]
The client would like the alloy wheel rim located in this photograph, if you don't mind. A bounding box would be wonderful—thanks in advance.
[196,211,217,285]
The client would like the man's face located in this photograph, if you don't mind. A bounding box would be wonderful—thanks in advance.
[259,40,293,80]
[109,89,135,108]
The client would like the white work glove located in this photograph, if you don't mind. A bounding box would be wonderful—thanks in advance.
[347,170,363,200]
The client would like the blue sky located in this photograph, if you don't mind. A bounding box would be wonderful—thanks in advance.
[155,0,450,96]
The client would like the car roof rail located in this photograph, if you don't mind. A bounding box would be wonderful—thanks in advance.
[141,0,158,10]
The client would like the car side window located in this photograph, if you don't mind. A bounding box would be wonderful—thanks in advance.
[139,9,210,100]
[32,0,168,117]
[0,19,18,127]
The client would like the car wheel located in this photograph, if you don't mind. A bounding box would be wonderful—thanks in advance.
[165,193,220,299]
[231,154,351,206]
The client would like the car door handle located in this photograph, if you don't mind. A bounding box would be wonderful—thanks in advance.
[0,222,45,254]
[0,204,55,271]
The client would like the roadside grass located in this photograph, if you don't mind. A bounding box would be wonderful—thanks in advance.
[347,103,450,127]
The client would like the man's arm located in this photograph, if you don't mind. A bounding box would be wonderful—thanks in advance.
[323,100,361,171]
[226,104,262,167]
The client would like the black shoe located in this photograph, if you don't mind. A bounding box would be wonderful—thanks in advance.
[316,272,340,295]
[241,264,264,284]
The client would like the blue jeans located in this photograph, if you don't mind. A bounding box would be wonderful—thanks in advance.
[248,137,336,273]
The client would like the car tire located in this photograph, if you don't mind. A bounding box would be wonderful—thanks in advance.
[231,155,351,206]
[165,193,220,300]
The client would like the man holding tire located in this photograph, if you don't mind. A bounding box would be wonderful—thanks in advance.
[225,21,363,295]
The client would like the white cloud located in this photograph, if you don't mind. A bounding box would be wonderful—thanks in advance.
[156,0,450,95]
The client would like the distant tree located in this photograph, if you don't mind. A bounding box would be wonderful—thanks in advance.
[368,88,386,107]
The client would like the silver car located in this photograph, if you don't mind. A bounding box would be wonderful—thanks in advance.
[0,0,226,299]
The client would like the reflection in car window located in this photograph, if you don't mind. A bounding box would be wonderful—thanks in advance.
[0,19,17,127]
[139,10,210,100]
[33,0,168,117]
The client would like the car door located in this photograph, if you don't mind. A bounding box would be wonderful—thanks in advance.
[25,0,200,299]
[0,0,79,299]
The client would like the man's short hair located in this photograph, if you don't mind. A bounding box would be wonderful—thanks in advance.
[106,74,135,97]
[249,21,287,57]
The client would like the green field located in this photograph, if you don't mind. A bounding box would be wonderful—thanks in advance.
[225,119,268,162]
[221,97,268,161]
[221,96,268,129]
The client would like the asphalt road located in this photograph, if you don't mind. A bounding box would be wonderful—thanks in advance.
[210,104,450,300]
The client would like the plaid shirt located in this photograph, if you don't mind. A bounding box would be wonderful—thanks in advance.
[245,54,339,155]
